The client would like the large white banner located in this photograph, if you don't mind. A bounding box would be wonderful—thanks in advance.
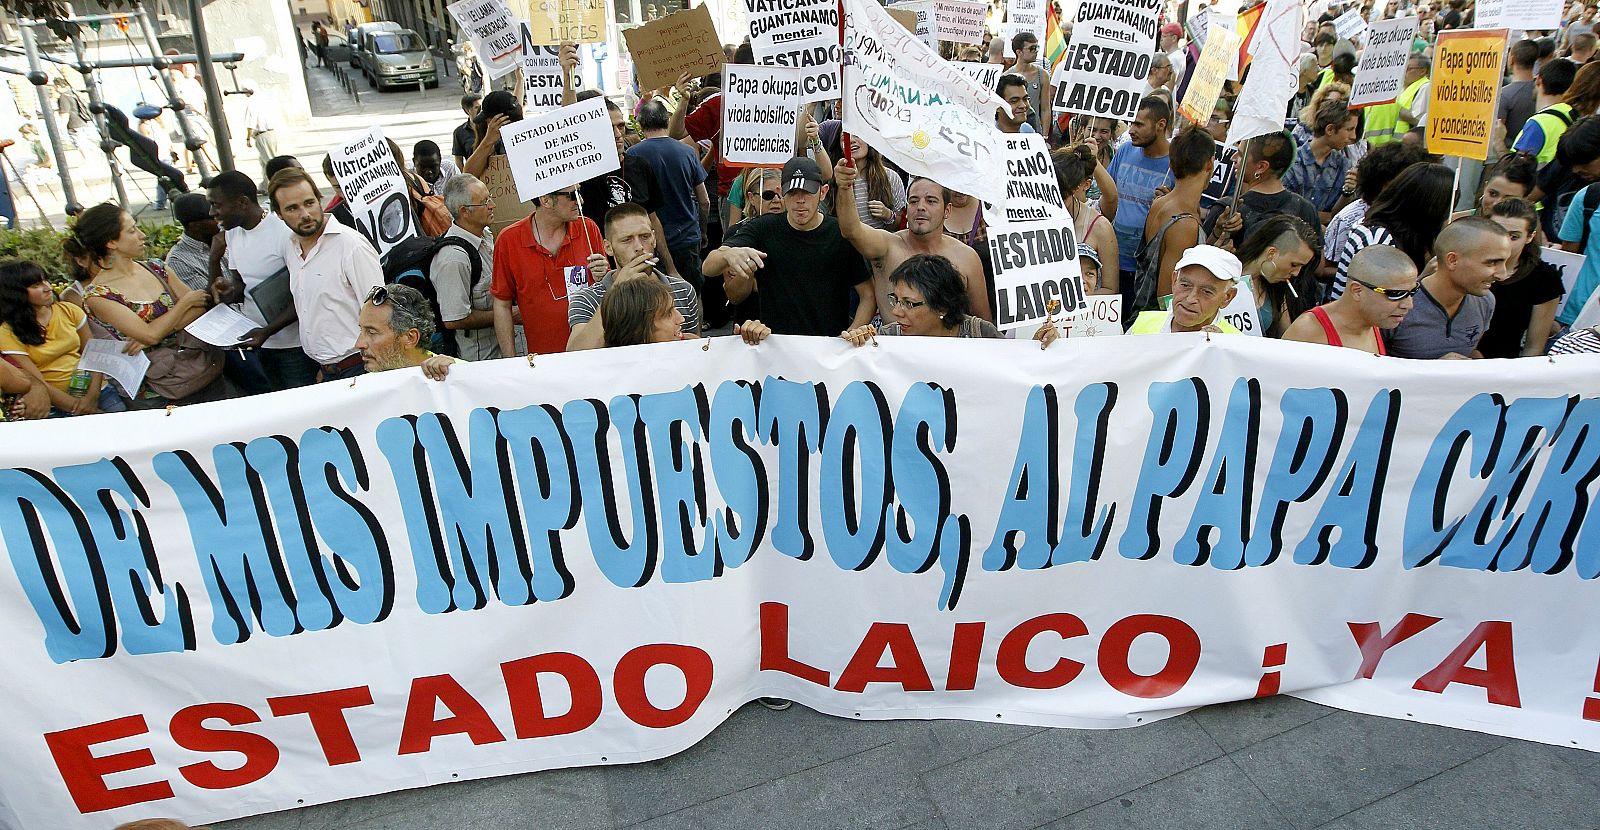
[1053,0,1161,120]
[1350,16,1419,108]
[842,0,1006,203]
[4,336,1600,829]
[328,127,416,258]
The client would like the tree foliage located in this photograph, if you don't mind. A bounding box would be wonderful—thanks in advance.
[0,1,137,41]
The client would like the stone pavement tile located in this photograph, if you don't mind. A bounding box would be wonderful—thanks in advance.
[1317,741,1600,830]
[1188,695,1338,752]
[212,807,302,830]
[1229,710,1507,830]
[605,702,916,825]
[627,742,937,830]
[1039,756,1290,830]
[918,714,1224,830]
[894,718,1045,773]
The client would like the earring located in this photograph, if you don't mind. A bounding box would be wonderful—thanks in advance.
[1260,258,1276,280]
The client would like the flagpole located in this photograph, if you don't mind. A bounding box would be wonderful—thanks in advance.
[839,0,855,166]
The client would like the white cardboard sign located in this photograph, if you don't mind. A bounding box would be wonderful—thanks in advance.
[447,0,524,79]
[1542,245,1586,296]
[501,97,620,203]
[1054,0,1161,120]
[981,133,1070,225]
[1333,7,1369,42]
[1474,0,1563,30]
[935,0,988,44]
[329,127,416,258]
[746,0,844,104]
[1349,16,1418,108]
[989,217,1088,330]
[721,64,803,165]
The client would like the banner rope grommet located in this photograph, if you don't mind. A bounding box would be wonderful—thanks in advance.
[527,353,537,368]
[702,338,711,351]
[164,405,176,417]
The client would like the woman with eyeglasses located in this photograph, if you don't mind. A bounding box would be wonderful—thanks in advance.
[600,278,771,348]
[1284,244,1420,354]
[841,255,1058,345]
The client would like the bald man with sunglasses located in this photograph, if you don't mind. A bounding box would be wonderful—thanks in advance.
[1284,244,1419,354]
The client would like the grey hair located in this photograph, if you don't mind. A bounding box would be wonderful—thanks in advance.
[377,283,436,344]
[441,174,482,221]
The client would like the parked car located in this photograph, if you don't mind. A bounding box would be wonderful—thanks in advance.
[359,28,438,91]
[323,32,353,65]
[350,21,402,71]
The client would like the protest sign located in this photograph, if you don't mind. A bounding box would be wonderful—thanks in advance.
[935,0,988,43]
[1179,23,1241,125]
[982,133,1069,225]
[521,47,573,112]
[329,127,416,259]
[622,5,725,90]
[890,0,938,47]
[1427,29,1507,160]
[1060,294,1124,336]
[1474,0,1562,30]
[447,0,523,79]
[1053,0,1161,120]
[1218,278,1263,336]
[5,334,1600,830]
[525,0,606,45]
[1543,245,1586,295]
[1209,11,1240,81]
[1002,0,1046,57]
[483,155,532,238]
[1333,7,1368,41]
[1226,0,1303,146]
[501,96,618,202]
[990,217,1087,329]
[842,0,1007,203]
[1200,141,1239,209]
[888,7,919,32]
[721,64,802,166]
[955,62,1003,92]
[1185,6,1210,48]
[1349,16,1419,108]
[746,0,842,103]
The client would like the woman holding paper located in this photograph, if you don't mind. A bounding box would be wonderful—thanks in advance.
[0,260,124,416]
[67,203,223,408]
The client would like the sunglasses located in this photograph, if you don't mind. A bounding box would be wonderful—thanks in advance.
[546,190,580,202]
[886,293,927,310]
[748,189,779,201]
[366,285,391,305]
[1352,278,1421,301]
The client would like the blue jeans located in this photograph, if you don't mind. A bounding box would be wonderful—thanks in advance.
[260,347,319,391]
[48,384,128,417]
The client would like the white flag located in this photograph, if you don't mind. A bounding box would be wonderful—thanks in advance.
[1225,0,1304,147]
[842,0,1007,204]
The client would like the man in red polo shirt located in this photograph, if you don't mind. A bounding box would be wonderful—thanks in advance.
[492,185,608,356]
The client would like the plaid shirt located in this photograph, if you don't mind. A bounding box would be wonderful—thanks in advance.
[1283,139,1351,213]
[163,233,213,292]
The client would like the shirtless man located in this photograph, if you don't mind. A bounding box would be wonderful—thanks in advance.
[834,162,993,323]
[1283,244,1418,354]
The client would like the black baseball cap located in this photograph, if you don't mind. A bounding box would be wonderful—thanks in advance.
[781,156,824,194]
[474,89,523,125]
[172,192,212,224]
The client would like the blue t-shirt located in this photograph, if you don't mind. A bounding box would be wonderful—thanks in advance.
[1557,183,1600,326]
[625,136,706,251]
[1107,141,1173,272]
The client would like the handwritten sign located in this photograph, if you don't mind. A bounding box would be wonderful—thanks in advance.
[1349,16,1418,108]
[447,0,522,79]
[622,5,726,90]
[525,0,606,45]
[1427,28,1508,159]
[935,0,988,43]
[329,127,415,258]
[721,64,801,165]
[502,96,620,202]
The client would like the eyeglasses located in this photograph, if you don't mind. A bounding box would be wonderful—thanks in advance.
[548,190,580,202]
[886,293,927,310]
[1351,278,1421,301]
[464,202,492,209]
[747,189,779,201]
[366,285,391,305]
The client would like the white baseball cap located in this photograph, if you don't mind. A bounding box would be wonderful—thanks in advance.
[1174,245,1242,284]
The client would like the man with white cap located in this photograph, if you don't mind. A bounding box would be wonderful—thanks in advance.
[705,156,875,336]
[1128,245,1244,334]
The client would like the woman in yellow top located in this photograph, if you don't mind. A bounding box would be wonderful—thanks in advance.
[0,260,126,416]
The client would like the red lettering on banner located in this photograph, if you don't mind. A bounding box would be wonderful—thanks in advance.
[171,703,280,790]
[760,601,832,686]
[1347,614,1442,679]
[1413,621,1521,707]
[266,686,375,766]
[43,715,174,813]
[502,652,604,738]
[1584,657,1600,722]
[995,613,1087,690]
[614,644,714,728]
[397,674,508,754]
[835,623,935,693]
[1097,615,1201,699]
[1255,643,1288,698]
[945,621,987,691]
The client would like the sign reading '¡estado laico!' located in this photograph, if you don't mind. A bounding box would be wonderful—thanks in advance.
[1054,0,1162,120]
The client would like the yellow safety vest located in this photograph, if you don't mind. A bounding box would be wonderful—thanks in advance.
[1364,76,1428,147]
[1516,103,1576,164]
[1128,311,1243,335]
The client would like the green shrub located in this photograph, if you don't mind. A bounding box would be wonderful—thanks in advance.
[0,217,181,289]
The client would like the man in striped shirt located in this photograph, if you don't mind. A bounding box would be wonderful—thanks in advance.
[567,203,701,351]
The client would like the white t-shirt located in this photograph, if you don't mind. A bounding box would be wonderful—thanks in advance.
[226,212,301,350]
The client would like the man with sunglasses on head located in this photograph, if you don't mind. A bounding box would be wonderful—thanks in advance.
[1385,217,1511,359]
[1284,244,1418,354]
[268,167,384,382]
[356,284,460,380]
[491,184,608,358]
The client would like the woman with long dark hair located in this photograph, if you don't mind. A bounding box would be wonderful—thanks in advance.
[1235,215,1320,337]
[1481,198,1564,357]
[1329,162,1454,300]
[0,260,123,416]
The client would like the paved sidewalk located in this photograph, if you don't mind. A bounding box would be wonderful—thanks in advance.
[213,696,1600,830]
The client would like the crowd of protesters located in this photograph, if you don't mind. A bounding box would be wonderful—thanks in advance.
[7,0,1600,423]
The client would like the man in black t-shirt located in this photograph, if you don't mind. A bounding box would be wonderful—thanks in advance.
[573,90,681,277]
[1202,132,1323,249]
[705,157,875,336]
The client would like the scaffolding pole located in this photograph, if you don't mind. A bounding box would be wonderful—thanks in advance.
[184,0,234,171]
[131,0,214,184]
[19,25,79,215]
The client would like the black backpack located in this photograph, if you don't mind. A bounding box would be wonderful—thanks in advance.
[381,235,483,357]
